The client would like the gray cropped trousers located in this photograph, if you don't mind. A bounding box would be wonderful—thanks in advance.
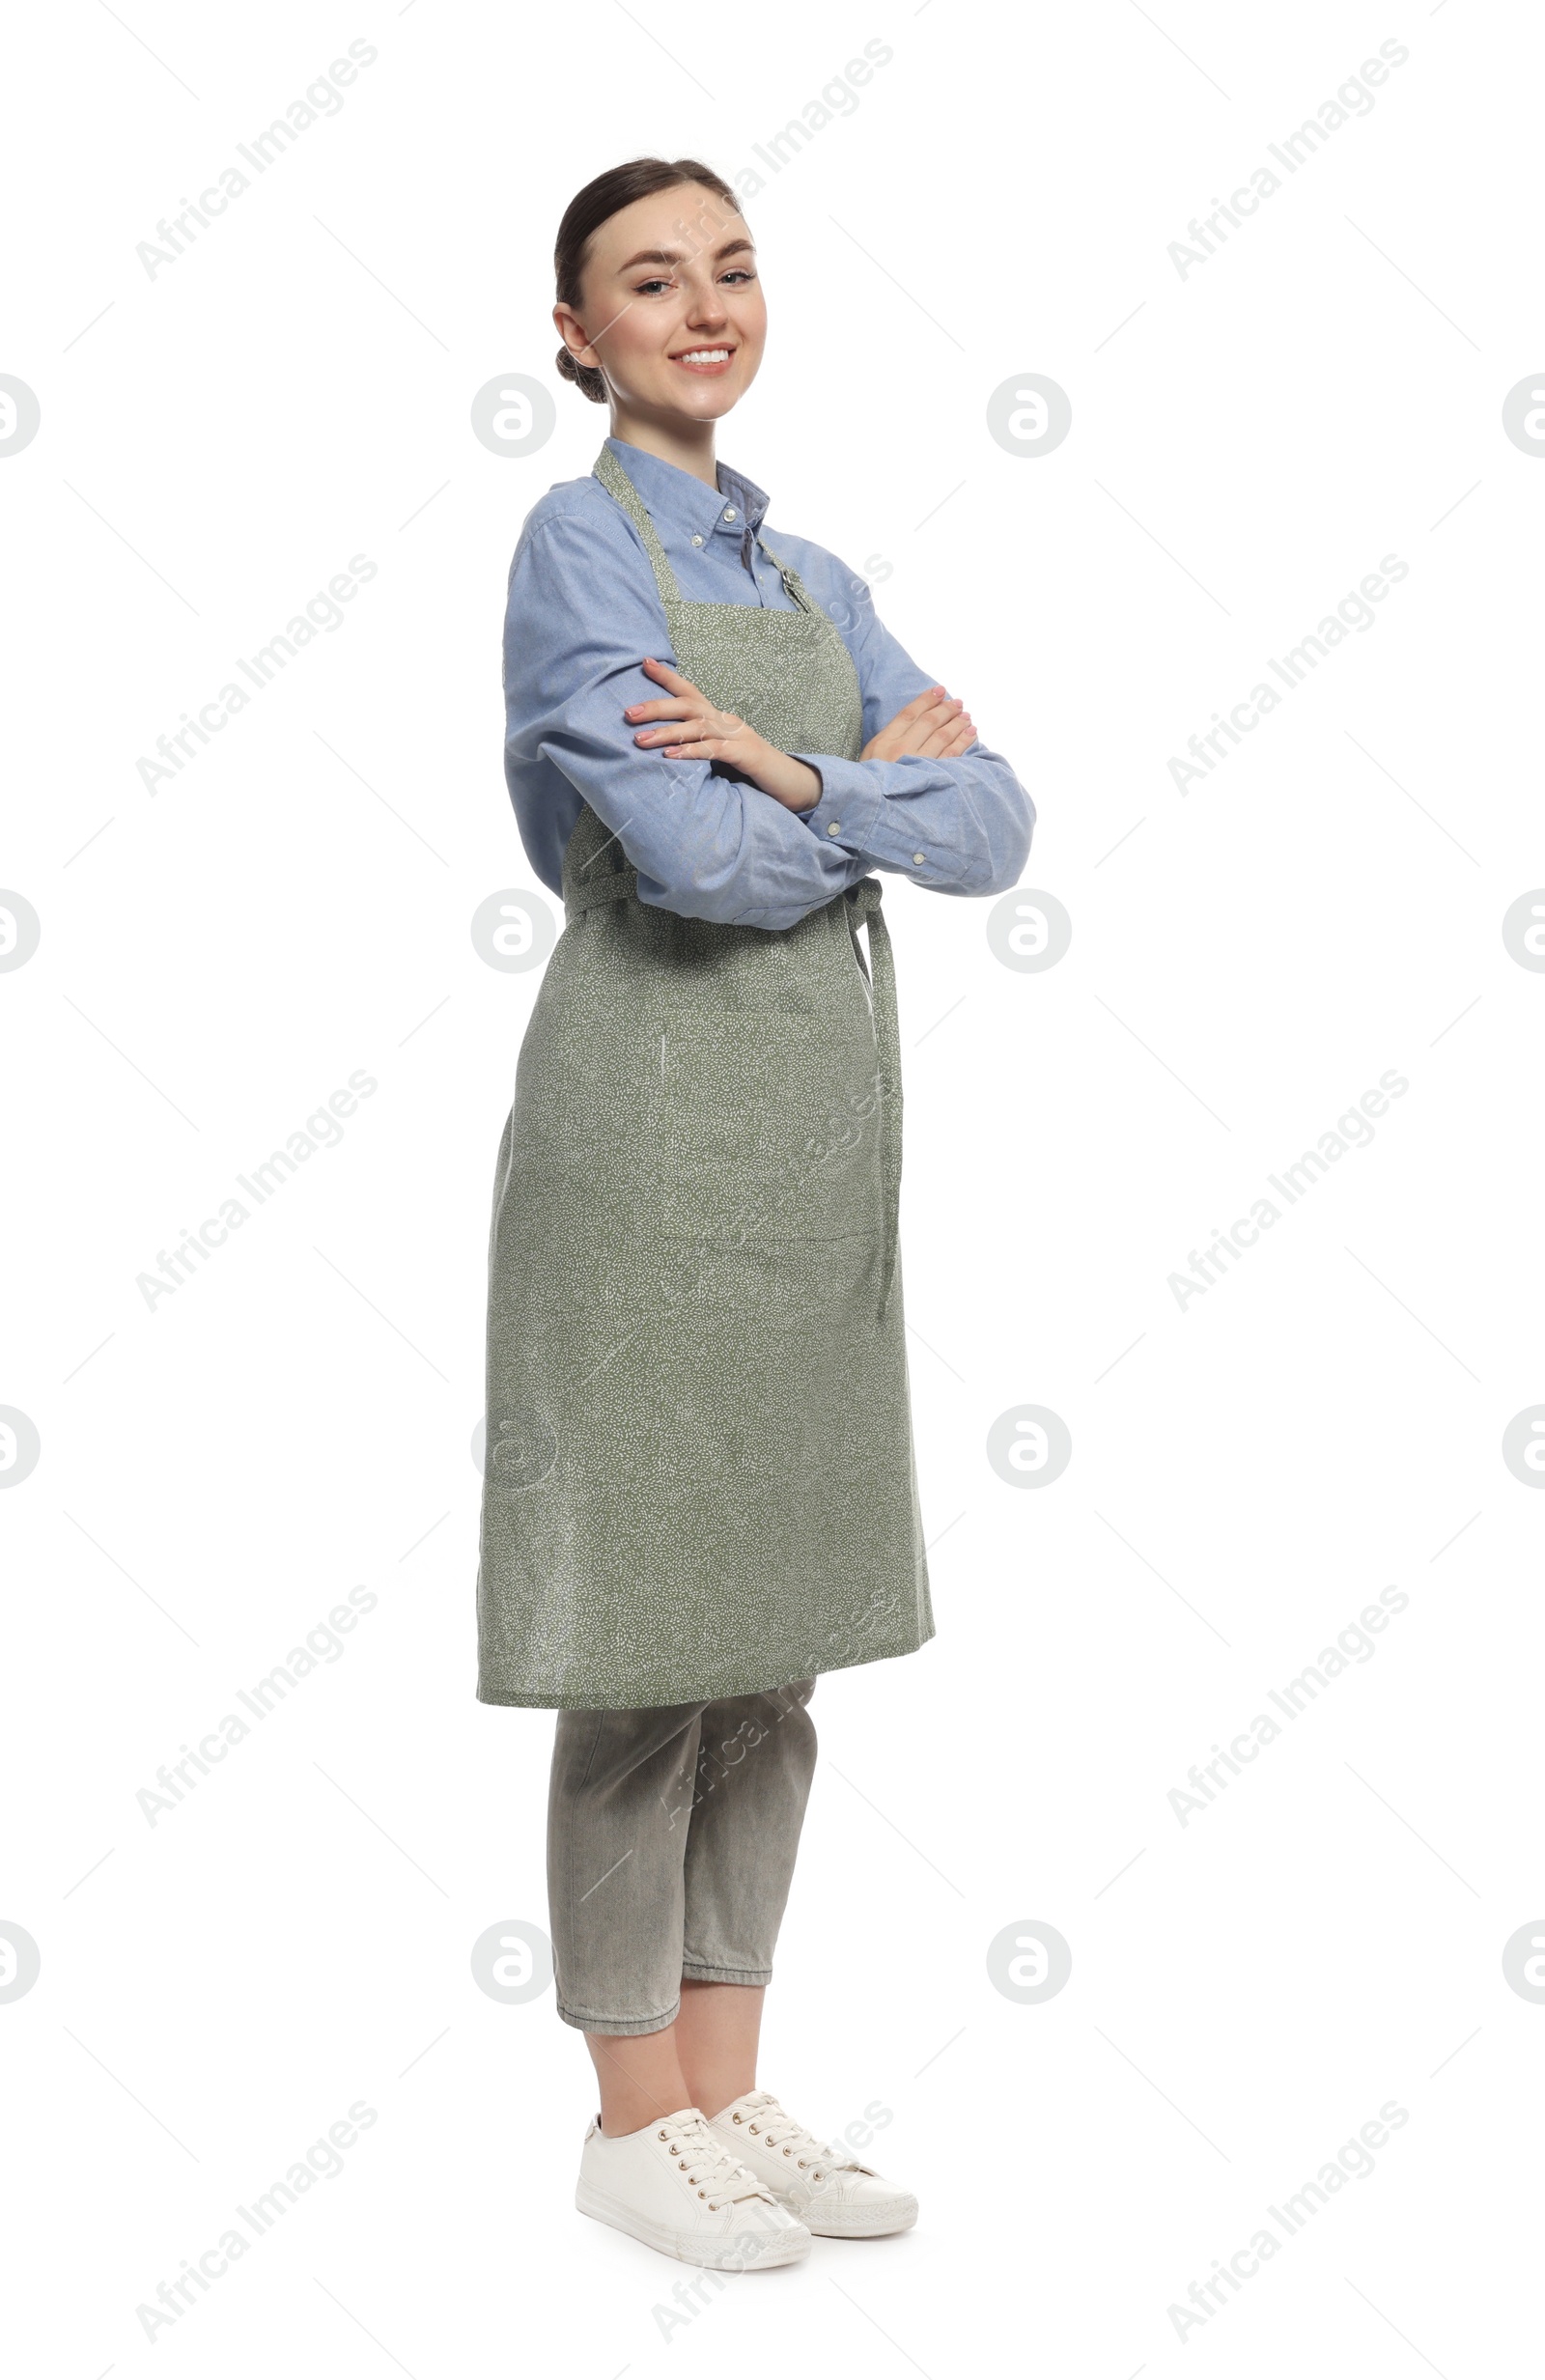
[547,1679,818,2034]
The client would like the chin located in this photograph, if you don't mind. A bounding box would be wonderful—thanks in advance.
[661,386,741,420]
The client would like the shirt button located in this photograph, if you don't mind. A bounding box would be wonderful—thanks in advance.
[913,852,925,864]
[690,533,704,546]
[827,822,841,836]
[722,507,737,522]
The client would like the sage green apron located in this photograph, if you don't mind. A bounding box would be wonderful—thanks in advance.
[476,444,934,1709]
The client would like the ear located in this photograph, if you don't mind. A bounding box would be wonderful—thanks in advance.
[552,301,598,370]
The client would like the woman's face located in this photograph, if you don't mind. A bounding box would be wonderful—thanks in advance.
[555,183,766,423]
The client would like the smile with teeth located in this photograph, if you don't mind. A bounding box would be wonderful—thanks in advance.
[672,347,734,368]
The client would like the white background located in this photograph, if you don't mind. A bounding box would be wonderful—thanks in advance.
[4,0,1542,2372]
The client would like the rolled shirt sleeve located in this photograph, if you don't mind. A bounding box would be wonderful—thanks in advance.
[790,565,1035,898]
[504,509,875,934]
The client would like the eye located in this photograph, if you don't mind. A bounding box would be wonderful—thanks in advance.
[721,268,756,285]
[634,276,673,296]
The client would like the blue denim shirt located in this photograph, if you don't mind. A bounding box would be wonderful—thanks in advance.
[502,434,1034,932]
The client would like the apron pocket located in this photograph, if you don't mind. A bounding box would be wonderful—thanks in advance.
[642,1007,885,1245]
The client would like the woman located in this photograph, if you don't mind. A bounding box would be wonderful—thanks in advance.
[476,156,1034,2271]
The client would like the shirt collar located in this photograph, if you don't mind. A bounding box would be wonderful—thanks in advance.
[601,434,771,547]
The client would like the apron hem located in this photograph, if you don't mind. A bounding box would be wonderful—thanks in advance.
[475,1622,934,1713]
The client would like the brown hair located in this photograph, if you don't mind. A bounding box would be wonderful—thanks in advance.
[553,156,744,405]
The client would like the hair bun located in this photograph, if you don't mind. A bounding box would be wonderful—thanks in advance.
[555,344,607,404]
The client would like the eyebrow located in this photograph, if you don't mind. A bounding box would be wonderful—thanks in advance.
[614,237,756,272]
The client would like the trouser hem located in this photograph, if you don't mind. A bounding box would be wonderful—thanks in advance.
[680,1962,772,1986]
[557,1996,681,2036]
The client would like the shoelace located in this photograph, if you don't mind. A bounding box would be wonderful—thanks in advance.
[655,2110,770,2212]
[726,2090,843,2184]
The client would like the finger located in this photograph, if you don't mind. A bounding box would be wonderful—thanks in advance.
[640,657,695,693]
[636,713,706,744]
[906,697,962,743]
[875,687,942,742]
[625,697,691,720]
[892,685,946,725]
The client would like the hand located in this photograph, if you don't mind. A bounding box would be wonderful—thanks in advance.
[625,658,821,810]
[862,684,976,763]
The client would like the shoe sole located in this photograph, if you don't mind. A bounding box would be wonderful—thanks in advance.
[576,2178,811,2269]
[800,2198,919,2238]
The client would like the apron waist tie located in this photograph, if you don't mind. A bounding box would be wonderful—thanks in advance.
[847,878,901,1326]
[563,864,901,1326]
[565,861,638,915]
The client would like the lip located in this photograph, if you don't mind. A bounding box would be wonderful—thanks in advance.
[668,345,737,374]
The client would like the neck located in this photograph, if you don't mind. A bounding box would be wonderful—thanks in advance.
[607,406,719,490]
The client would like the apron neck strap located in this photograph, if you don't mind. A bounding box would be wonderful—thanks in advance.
[753,530,825,618]
[593,444,681,610]
[592,444,826,620]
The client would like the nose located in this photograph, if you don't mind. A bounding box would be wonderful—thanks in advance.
[684,283,728,332]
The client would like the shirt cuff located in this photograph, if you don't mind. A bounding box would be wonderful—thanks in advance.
[789,754,884,858]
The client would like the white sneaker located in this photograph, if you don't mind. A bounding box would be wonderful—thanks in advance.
[576,2105,813,2269]
[707,2089,919,2238]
